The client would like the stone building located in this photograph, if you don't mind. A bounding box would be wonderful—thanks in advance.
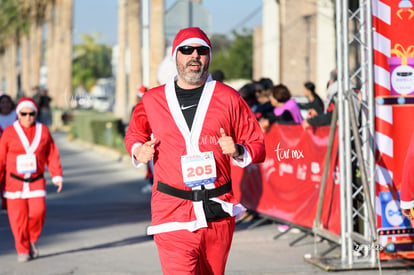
[256,0,336,98]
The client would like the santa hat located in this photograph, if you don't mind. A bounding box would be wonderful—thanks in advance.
[16,97,38,114]
[136,85,148,97]
[171,27,212,62]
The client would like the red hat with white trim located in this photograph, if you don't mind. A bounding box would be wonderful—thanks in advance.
[16,97,38,114]
[136,85,148,97]
[171,27,212,62]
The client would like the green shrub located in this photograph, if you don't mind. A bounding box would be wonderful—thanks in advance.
[68,110,126,151]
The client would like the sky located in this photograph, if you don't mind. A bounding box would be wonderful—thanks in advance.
[73,0,263,46]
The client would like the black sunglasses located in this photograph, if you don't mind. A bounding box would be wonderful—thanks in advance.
[178,45,210,56]
[20,112,36,117]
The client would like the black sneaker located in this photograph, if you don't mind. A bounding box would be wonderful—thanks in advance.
[29,243,39,259]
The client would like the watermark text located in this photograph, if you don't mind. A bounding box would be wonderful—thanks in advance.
[274,142,304,161]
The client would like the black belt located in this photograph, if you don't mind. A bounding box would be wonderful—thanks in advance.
[157,181,232,202]
[10,173,44,183]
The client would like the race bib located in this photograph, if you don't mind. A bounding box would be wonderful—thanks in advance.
[181,151,217,188]
[16,154,37,174]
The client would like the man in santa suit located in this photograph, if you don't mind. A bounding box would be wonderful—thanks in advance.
[0,97,63,262]
[401,131,414,223]
[125,27,265,274]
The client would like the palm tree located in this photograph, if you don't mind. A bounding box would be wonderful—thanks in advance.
[5,38,18,97]
[72,33,112,91]
[51,0,64,106]
[16,1,32,97]
[31,0,50,91]
[20,32,30,97]
[58,0,74,108]
[45,0,56,104]
[0,0,73,106]
[150,0,165,88]
[127,0,142,112]
[115,0,128,121]
[0,0,29,97]
[0,0,54,98]
[0,48,5,91]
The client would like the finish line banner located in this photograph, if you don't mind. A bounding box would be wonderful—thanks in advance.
[373,0,414,260]
[231,124,340,235]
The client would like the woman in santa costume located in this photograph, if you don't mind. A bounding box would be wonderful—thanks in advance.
[125,27,265,274]
[0,97,63,262]
[401,131,414,223]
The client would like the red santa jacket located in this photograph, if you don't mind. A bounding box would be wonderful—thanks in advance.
[0,121,63,199]
[401,132,414,209]
[125,78,265,235]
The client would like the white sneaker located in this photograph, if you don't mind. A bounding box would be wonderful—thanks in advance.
[141,184,153,194]
[17,253,30,263]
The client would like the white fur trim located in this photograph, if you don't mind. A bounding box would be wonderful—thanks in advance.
[147,220,203,235]
[400,200,414,209]
[231,144,252,167]
[13,121,42,154]
[146,199,243,235]
[164,78,215,155]
[4,190,46,199]
[16,101,37,114]
[211,198,247,219]
[52,176,63,184]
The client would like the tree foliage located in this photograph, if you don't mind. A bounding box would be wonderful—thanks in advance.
[0,0,27,46]
[0,0,51,48]
[72,33,112,91]
[209,30,253,80]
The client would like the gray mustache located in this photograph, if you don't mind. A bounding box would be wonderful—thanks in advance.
[186,60,202,67]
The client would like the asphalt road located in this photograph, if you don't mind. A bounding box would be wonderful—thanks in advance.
[1,131,413,275]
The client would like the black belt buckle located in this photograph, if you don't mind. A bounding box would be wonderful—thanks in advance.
[192,189,208,201]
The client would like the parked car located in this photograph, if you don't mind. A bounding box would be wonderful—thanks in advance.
[90,78,115,112]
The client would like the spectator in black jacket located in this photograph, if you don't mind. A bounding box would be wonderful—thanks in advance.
[302,71,338,129]
[253,78,274,119]
[299,81,324,115]
[302,87,337,129]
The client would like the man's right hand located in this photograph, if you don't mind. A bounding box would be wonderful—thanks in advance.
[402,208,414,221]
[133,139,157,164]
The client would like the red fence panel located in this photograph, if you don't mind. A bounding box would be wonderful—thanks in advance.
[232,124,340,235]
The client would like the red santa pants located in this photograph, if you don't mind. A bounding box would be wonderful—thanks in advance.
[7,197,46,254]
[154,216,235,275]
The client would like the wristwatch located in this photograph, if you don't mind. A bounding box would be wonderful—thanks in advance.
[235,144,244,159]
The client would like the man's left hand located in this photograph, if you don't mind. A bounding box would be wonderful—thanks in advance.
[218,128,238,157]
[54,181,63,193]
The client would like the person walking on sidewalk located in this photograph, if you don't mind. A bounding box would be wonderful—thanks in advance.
[0,94,17,210]
[0,97,63,263]
[124,27,265,274]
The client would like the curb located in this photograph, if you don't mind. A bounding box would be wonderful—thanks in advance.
[69,137,147,176]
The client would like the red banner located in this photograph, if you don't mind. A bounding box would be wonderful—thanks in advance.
[231,124,340,235]
[373,0,414,260]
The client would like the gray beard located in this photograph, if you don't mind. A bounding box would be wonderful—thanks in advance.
[177,64,209,86]
[181,70,207,85]
[177,61,209,85]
